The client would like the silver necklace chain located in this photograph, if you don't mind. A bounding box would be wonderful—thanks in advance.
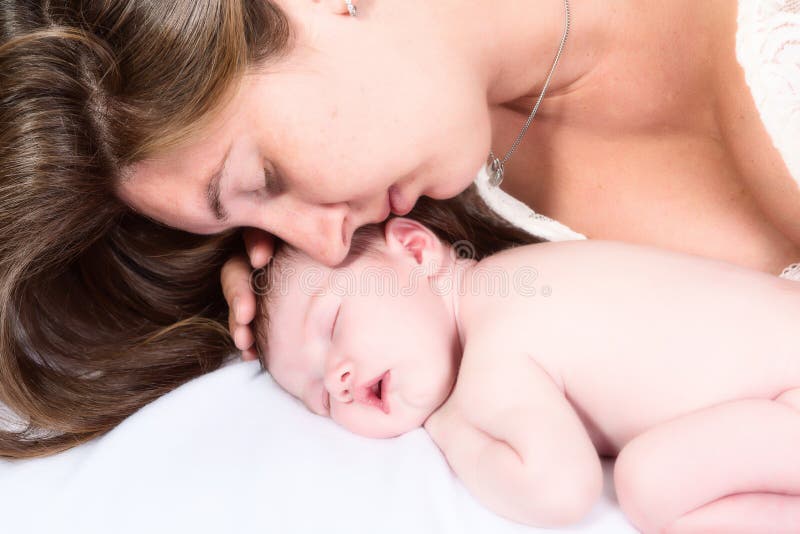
[487,0,571,187]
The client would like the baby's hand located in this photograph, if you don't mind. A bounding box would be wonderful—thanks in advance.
[425,396,504,475]
[221,228,275,361]
[426,397,546,526]
[425,336,603,527]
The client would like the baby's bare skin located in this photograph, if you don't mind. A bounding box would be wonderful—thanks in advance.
[259,222,800,532]
[425,240,800,531]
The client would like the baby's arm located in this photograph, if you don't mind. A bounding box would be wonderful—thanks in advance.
[424,332,603,527]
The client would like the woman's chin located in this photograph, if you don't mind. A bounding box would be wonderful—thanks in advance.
[426,168,482,200]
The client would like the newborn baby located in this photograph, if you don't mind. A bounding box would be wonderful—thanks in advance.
[253,217,800,533]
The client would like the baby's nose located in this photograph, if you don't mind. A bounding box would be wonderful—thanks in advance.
[325,360,354,403]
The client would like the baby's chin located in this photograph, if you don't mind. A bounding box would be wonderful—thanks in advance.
[341,409,434,439]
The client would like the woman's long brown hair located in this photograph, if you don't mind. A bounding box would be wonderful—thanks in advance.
[0,0,289,458]
[0,2,543,459]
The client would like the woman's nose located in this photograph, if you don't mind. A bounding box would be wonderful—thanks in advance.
[325,359,354,403]
[268,197,351,267]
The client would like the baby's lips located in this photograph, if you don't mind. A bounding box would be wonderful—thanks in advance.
[356,370,391,414]
[380,371,391,415]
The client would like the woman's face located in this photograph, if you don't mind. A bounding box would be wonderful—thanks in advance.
[118,1,491,266]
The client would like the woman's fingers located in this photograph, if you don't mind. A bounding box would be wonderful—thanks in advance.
[243,227,275,269]
[232,324,255,353]
[241,348,260,362]
[221,254,258,350]
[222,230,274,355]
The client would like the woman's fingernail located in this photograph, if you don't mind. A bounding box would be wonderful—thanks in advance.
[232,297,241,320]
[234,327,246,349]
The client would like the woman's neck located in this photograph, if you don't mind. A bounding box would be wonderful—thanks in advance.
[445,0,613,107]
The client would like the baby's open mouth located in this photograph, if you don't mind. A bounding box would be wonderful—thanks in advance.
[363,371,391,414]
[371,379,382,400]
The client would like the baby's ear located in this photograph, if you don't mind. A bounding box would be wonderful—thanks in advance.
[384,218,445,268]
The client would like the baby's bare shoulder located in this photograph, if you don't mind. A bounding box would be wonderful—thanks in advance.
[456,241,610,339]
[462,239,799,320]
[457,239,800,390]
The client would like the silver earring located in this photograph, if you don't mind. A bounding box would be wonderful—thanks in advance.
[345,0,357,17]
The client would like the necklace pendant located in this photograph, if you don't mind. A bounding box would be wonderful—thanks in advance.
[487,154,505,187]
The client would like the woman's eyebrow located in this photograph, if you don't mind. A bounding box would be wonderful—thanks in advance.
[205,149,232,222]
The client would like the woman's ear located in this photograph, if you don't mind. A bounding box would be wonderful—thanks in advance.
[384,217,444,267]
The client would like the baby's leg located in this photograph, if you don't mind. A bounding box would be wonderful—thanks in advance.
[614,393,800,534]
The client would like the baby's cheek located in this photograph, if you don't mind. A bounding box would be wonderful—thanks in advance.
[330,406,375,436]
[332,405,422,439]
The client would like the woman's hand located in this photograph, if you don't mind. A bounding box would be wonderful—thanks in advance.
[221,228,275,361]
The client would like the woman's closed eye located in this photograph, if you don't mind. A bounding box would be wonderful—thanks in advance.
[263,165,284,196]
[246,166,283,199]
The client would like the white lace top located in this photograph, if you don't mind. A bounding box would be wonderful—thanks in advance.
[737,0,800,188]
[477,0,800,280]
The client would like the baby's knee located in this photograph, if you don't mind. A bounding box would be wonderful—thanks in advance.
[614,438,672,533]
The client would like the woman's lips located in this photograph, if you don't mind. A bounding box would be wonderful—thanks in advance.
[389,186,413,216]
[379,193,392,221]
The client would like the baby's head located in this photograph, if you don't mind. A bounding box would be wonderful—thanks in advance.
[254,217,471,438]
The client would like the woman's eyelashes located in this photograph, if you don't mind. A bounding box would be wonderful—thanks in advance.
[245,166,282,199]
[263,165,284,196]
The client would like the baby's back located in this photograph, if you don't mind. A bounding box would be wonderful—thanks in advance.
[457,241,800,454]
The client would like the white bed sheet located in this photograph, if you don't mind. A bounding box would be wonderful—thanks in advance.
[0,360,635,534]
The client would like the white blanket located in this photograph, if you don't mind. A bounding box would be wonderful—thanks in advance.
[0,361,634,534]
